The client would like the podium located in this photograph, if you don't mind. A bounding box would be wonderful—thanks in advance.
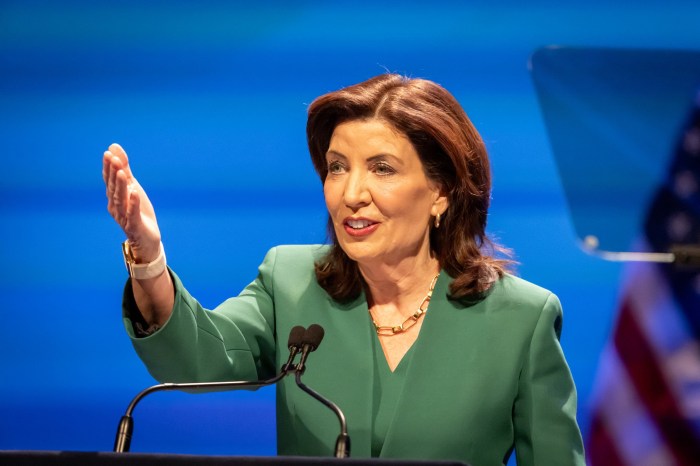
[0,451,469,466]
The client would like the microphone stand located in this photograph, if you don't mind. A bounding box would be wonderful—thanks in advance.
[292,324,350,458]
[115,325,306,453]
[114,371,288,453]
[294,370,351,458]
[114,324,352,458]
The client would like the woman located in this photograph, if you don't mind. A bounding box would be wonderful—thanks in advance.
[103,74,585,465]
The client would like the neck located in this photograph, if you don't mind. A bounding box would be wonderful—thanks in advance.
[359,252,440,309]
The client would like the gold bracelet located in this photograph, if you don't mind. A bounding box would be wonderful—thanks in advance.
[122,241,167,279]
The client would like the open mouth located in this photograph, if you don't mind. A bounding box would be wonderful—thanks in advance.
[345,219,376,229]
[343,218,379,236]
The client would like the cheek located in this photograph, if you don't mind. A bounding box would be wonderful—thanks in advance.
[323,182,340,213]
[376,185,433,218]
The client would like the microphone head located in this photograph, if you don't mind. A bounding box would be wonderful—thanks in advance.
[304,324,325,351]
[288,325,306,349]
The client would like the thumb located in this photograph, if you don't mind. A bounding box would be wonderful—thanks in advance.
[124,189,161,262]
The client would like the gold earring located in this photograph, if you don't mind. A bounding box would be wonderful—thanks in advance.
[434,212,441,229]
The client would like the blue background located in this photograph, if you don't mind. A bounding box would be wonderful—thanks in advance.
[1,0,699,459]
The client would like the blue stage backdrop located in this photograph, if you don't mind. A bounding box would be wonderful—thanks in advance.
[1,0,699,459]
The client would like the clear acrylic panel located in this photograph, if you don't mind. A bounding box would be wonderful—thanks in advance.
[531,47,700,256]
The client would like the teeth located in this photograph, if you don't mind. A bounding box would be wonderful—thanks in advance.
[347,219,373,229]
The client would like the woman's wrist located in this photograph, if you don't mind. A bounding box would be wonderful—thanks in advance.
[122,241,167,279]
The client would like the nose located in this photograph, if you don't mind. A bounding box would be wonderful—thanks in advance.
[343,170,371,209]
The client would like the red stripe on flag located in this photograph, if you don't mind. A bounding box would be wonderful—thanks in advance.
[614,297,700,465]
[587,411,626,466]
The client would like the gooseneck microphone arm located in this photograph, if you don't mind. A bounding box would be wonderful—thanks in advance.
[113,368,286,452]
[294,371,351,458]
[114,325,307,453]
[293,324,351,458]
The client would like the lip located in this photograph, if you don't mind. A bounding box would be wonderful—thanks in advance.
[342,217,380,237]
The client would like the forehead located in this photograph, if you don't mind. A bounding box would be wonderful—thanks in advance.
[328,119,416,158]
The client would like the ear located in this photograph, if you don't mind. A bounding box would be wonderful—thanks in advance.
[430,187,449,217]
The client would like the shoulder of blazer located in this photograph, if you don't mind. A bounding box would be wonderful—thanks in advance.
[478,273,564,341]
[258,244,331,298]
[267,244,330,265]
[444,272,560,330]
[486,273,557,309]
[263,245,330,279]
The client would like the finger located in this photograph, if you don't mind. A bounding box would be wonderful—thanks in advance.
[108,143,134,179]
[106,155,122,210]
[107,156,117,196]
[103,149,123,182]
[102,151,111,184]
[124,188,142,237]
[105,155,117,200]
[113,169,130,220]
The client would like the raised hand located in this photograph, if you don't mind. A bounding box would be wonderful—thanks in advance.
[103,143,174,325]
[103,143,161,263]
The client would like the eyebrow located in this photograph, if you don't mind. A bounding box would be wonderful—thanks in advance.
[325,150,346,160]
[325,150,403,165]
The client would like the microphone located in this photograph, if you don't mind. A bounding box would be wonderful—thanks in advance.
[114,325,305,453]
[295,323,324,374]
[293,324,351,458]
[282,325,306,373]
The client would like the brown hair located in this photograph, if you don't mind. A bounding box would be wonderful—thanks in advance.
[307,74,513,301]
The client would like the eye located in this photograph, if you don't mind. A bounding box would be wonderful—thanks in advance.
[327,160,345,175]
[372,162,396,176]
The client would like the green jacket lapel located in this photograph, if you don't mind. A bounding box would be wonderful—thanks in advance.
[379,271,455,458]
[301,290,376,457]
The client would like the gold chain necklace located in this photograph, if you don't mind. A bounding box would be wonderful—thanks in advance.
[370,274,440,336]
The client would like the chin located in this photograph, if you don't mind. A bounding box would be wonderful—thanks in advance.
[338,241,381,264]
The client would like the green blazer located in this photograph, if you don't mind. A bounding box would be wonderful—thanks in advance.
[124,245,585,466]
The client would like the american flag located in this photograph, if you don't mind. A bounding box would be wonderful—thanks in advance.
[587,92,700,465]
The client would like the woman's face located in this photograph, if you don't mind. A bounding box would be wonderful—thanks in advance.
[323,119,447,269]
